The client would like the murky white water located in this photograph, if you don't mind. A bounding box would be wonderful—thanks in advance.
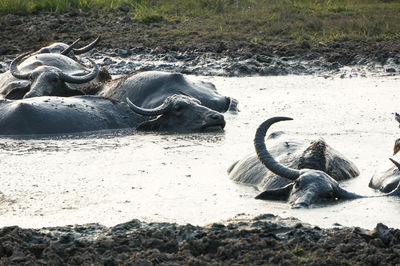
[1,75,400,229]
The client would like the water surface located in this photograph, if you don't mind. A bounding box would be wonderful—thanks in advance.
[1,75,400,229]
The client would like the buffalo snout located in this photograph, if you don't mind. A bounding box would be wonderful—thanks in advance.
[208,112,225,127]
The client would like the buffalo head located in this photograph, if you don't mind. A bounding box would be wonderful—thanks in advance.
[127,94,225,132]
[8,52,98,99]
[253,117,363,208]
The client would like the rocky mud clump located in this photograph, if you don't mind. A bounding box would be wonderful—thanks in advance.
[1,214,400,265]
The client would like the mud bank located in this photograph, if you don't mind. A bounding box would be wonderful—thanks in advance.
[1,214,400,265]
[1,11,400,77]
[1,43,399,78]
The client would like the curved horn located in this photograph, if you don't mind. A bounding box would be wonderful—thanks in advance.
[61,38,82,55]
[390,158,400,170]
[126,97,173,116]
[254,117,301,180]
[60,59,98,84]
[73,36,100,55]
[10,52,31,80]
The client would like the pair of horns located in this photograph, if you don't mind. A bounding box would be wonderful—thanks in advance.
[61,36,100,56]
[10,52,99,84]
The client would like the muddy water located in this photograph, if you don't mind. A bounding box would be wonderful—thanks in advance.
[0,75,400,229]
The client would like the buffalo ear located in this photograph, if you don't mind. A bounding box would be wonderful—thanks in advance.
[333,185,361,200]
[137,119,160,131]
[255,183,293,201]
[5,86,30,99]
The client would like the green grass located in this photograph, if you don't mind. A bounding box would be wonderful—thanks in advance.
[0,0,133,13]
[1,0,400,43]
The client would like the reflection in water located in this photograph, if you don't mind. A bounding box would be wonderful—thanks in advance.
[0,129,137,154]
[1,75,400,229]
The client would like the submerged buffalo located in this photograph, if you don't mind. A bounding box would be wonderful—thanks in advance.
[82,71,238,113]
[228,131,360,191]
[369,113,400,192]
[0,52,107,99]
[369,139,400,193]
[0,94,225,135]
[232,117,400,208]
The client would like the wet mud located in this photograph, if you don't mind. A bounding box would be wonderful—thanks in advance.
[2,214,400,265]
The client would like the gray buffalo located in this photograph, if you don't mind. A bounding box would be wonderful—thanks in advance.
[369,139,400,193]
[233,117,400,208]
[82,71,238,113]
[0,52,107,99]
[228,131,360,191]
[0,94,225,135]
[369,113,400,192]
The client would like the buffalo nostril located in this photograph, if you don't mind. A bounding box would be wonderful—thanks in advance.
[210,113,223,120]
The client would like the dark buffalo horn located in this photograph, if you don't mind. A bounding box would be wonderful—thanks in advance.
[60,59,98,84]
[10,52,31,80]
[390,158,400,170]
[126,97,173,116]
[255,183,293,201]
[73,36,100,54]
[61,38,81,55]
[254,117,301,181]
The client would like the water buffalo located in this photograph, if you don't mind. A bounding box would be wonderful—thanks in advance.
[228,131,360,192]
[37,36,100,60]
[0,94,225,135]
[369,113,400,192]
[82,71,238,113]
[369,139,400,193]
[0,52,106,99]
[233,117,400,208]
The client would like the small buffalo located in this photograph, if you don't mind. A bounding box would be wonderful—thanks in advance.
[369,113,400,192]
[233,117,400,208]
[369,139,400,193]
[0,94,225,135]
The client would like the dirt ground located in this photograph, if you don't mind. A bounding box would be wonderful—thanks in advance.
[1,10,400,67]
[1,214,400,265]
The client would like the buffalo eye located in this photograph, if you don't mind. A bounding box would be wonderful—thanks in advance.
[174,104,183,112]
[49,75,58,83]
